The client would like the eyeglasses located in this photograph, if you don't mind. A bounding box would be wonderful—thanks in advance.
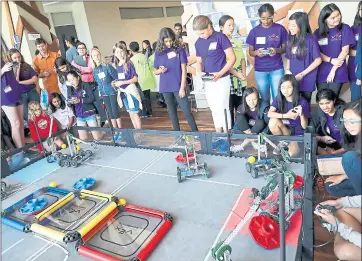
[259,16,273,21]
[77,47,86,50]
[340,118,362,125]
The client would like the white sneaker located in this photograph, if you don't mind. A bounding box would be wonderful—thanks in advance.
[230,144,244,153]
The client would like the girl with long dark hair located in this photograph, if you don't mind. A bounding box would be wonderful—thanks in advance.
[311,89,345,155]
[142,40,152,59]
[219,15,247,126]
[8,48,40,122]
[154,27,198,131]
[49,92,75,131]
[348,1,362,101]
[55,57,80,101]
[324,99,361,197]
[314,3,355,97]
[246,3,288,109]
[286,12,322,103]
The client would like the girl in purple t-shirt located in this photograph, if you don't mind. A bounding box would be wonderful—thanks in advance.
[314,4,355,97]
[154,27,198,132]
[286,12,321,103]
[312,89,345,155]
[246,3,287,109]
[348,3,362,101]
[9,48,40,122]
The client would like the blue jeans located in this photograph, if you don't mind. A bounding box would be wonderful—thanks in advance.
[324,151,362,196]
[350,81,361,102]
[254,68,284,109]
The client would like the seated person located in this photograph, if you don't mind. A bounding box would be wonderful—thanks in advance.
[28,101,65,152]
[267,74,310,156]
[315,195,361,261]
[324,99,361,197]
[233,87,269,150]
[312,89,345,155]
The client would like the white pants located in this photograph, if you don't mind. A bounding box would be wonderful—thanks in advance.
[204,76,231,130]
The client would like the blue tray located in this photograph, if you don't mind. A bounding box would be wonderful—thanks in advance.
[73,177,96,191]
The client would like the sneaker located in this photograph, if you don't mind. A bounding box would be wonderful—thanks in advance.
[230,144,244,153]
[115,133,123,142]
[134,134,146,144]
[140,115,148,119]
[251,142,267,153]
[273,141,289,155]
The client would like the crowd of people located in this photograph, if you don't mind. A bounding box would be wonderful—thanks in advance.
[1,3,361,259]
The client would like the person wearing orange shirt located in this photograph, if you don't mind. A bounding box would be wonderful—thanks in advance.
[32,38,60,95]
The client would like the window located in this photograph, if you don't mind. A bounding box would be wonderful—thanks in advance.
[166,6,184,17]
[51,12,74,26]
[119,7,164,19]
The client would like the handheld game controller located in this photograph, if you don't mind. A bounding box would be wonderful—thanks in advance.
[260,49,272,55]
[202,73,215,82]
[316,204,337,213]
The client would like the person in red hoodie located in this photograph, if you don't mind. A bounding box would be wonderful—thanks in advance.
[28,101,64,152]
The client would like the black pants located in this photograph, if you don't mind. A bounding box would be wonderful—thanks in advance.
[163,92,198,131]
[141,89,152,116]
[229,94,243,127]
[236,114,266,134]
[300,91,313,104]
[93,86,107,122]
[317,83,343,98]
[103,95,120,119]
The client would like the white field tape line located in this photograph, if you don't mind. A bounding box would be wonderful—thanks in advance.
[1,238,24,254]
[31,235,69,261]
[203,188,245,261]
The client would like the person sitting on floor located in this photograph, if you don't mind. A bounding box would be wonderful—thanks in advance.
[312,89,346,155]
[324,99,362,197]
[315,195,361,261]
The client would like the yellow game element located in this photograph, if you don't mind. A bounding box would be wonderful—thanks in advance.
[61,144,67,149]
[80,190,114,201]
[78,202,118,237]
[30,223,65,242]
[35,192,75,221]
[49,181,57,188]
[248,156,256,164]
[118,198,127,205]
[76,140,81,144]
[75,145,81,151]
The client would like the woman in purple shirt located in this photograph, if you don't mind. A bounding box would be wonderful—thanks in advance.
[311,89,345,155]
[154,27,198,132]
[1,59,25,149]
[314,4,355,97]
[8,49,40,122]
[246,3,288,109]
[286,12,322,103]
[348,2,362,101]
[193,15,236,133]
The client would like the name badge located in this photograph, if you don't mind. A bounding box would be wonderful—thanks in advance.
[209,42,217,50]
[231,41,236,48]
[326,126,331,134]
[167,51,176,59]
[98,72,106,79]
[292,47,297,54]
[249,119,256,126]
[256,37,266,45]
[282,119,290,125]
[4,85,12,93]
[355,34,359,41]
[118,73,125,80]
[318,38,328,46]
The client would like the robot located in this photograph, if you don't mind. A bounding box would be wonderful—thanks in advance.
[176,135,210,182]
[211,169,303,260]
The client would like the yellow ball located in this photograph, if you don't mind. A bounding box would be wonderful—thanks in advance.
[118,198,127,206]
[61,144,67,149]
[49,181,57,188]
[75,145,81,151]
[248,156,256,164]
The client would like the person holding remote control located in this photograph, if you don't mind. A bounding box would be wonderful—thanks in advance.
[286,12,322,104]
[193,15,236,133]
[154,27,198,131]
[315,195,361,260]
[324,99,362,197]
[311,89,345,155]
[246,3,288,109]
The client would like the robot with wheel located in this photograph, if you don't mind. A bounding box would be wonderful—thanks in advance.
[46,117,68,165]
[176,135,210,182]
[62,134,96,168]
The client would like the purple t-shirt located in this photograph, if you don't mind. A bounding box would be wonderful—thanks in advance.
[246,23,288,72]
[154,48,187,93]
[115,62,137,89]
[325,113,342,144]
[286,34,321,92]
[271,96,310,135]
[248,110,258,126]
[314,23,355,83]
[348,25,362,82]
[1,69,22,106]
[71,87,94,118]
[195,31,232,77]
[19,65,37,93]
